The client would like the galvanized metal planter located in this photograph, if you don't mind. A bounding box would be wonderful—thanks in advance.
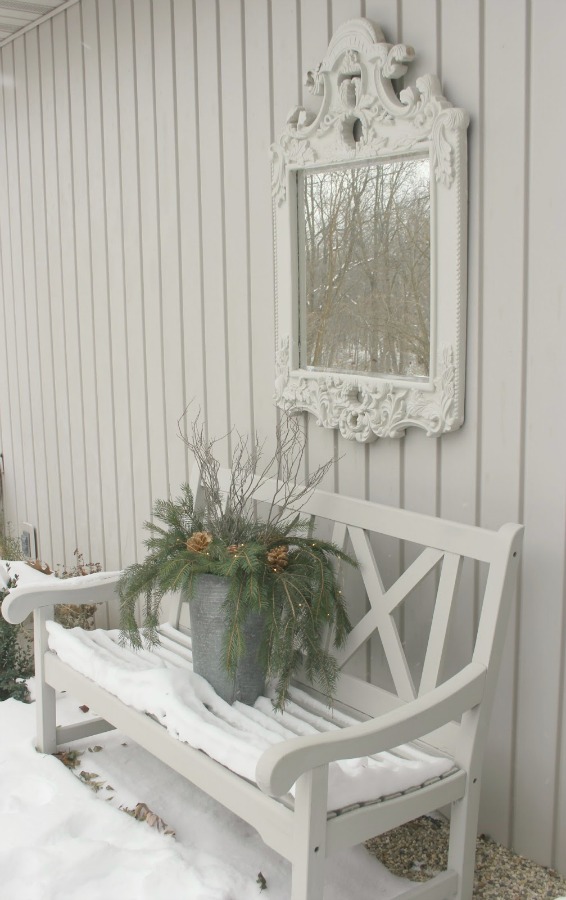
[187,574,266,705]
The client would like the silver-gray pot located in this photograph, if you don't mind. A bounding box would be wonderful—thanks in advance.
[187,574,266,705]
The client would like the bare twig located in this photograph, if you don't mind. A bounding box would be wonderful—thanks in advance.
[178,410,333,541]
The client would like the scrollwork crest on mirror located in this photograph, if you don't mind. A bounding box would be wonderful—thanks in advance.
[271,18,469,442]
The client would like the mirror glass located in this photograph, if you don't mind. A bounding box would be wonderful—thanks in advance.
[300,157,430,380]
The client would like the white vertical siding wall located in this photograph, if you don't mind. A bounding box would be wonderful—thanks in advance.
[0,0,565,873]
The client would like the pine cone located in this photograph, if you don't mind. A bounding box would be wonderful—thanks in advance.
[227,544,240,555]
[267,545,289,574]
[186,531,213,553]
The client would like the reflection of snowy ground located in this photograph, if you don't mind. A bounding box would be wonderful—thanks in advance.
[0,690,408,900]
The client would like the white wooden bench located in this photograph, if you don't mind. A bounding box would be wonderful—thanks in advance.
[1,479,523,900]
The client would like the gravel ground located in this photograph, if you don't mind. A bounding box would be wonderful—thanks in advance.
[366,816,566,899]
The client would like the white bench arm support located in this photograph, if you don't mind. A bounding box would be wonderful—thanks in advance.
[256,662,486,798]
[1,571,122,624]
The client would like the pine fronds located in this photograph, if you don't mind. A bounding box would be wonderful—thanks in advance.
[119,417,357,708]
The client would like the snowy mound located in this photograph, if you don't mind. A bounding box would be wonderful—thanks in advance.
[46,621,456,813]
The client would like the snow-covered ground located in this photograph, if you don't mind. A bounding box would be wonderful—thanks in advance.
[0,688,410,900]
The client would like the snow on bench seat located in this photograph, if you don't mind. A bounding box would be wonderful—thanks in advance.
[46,620,457,814]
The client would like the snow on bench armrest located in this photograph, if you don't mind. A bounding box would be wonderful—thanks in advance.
[255,662,486,798]
[1,570,122,624]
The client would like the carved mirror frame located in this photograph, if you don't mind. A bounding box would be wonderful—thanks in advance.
[272,18,469,442]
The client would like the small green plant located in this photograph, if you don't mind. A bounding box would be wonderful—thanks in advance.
[0,568,33,701]
[0,525,24,561]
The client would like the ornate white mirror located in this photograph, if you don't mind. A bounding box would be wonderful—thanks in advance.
[272,19,469,442]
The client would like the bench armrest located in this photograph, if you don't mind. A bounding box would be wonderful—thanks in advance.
[1,570,122,624]
[256,662,486,797]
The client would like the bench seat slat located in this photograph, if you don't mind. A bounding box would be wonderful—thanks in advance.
[158,622,193,651]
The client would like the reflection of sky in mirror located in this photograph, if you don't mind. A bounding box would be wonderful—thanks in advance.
[300,157,430,381]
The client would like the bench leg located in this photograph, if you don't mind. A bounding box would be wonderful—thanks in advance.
[36,679,57,753]
[291,766,328,900]
[33,607,57,754]
[447,777,481,900]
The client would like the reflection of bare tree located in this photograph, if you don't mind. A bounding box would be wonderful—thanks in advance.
[303,159,430,378]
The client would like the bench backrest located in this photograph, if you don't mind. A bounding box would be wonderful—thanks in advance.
[170,465,523,764]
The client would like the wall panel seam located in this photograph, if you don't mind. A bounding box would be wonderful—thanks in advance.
[94,0,122,565]
[190,0,208,436]
[0,71,21,533]
[149,0,170,493]
[509,0,531,856]
[79,1,106,565]
[1,48,27,530]
[474,0,485,627]
[24,28,53,564]
[168,0,188,482]
[129,0,153,506]
[111,0,137,551]
[50,16,79,553]
[62,10,91,561]
[14,38,41,534]
[239,0,255,439]
[555,526,566,867]
[214,0,231,446]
